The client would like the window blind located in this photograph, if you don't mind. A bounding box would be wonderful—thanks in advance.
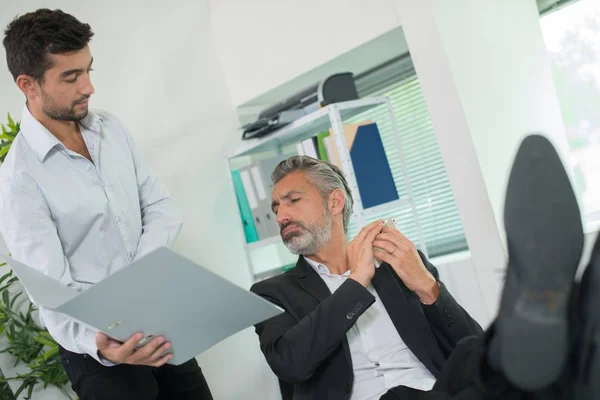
[345,56,468,257]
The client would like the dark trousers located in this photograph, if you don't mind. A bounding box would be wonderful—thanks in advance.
[59,346,213,400]
[381,335,569,400]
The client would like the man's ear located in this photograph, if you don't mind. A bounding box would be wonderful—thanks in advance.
[329,188,346,217]
[15,74,39,99]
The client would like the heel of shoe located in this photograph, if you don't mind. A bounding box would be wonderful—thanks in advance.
[500,314,569,390]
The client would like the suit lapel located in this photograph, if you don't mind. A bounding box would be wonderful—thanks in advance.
[294,257,331,303]
[371,264,440,375]
[293,257,354,371]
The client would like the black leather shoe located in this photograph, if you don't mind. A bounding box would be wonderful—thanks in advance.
[494,134,583,391]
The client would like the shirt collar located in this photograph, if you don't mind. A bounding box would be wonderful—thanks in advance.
[303,256,351,277]
[19,104,103,163]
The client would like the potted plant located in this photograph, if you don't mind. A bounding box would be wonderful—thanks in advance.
[0,263,73,400]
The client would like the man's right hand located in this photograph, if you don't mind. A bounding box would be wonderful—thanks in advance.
[96,332,173,367]
[347,219,385,288]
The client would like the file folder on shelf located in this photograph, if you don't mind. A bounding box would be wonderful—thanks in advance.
[296,138,319,160]
[0,248,283,365]
[240,167,270,240]
[232,170,259,244]
[316,131,331,162]
[329,122,399,209]
[251,155,293,238]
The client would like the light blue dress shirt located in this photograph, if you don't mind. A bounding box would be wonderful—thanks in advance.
[0,106,182,364]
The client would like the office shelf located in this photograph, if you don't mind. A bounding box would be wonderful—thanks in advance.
[228,97,387,159]
[226,96,428,282]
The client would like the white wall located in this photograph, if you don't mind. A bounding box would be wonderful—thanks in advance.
[208,0,401,107]
[432,253,490,326]
[395,0,577,317]
[0,2,281,399]
[428,0,574,238]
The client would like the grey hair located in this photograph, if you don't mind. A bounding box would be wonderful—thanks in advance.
[271,156,354,232]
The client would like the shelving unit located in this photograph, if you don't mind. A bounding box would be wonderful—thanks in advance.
[226,96,427,282]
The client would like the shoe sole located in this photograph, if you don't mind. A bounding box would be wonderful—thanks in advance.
[499,134,583,390]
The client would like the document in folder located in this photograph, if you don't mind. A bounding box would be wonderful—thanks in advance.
[0,247,283,365]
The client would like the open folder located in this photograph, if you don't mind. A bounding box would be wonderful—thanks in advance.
[0,247,283,365]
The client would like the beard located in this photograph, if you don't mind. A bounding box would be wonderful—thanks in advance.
[280,207,333,256]
[41,88,89,121]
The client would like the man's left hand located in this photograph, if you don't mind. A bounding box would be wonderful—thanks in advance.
[373,226,440,304]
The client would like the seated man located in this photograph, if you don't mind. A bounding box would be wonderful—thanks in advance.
[250,135,597,400]
[250,153,482,399]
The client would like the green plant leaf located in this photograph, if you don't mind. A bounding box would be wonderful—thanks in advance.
[6,114,16,131]
[41,346,58,361]
[0,146,10,161]
[34,335,56,348]
[38,331,54,340]
[0,124,6,135]
[13,381,27,398]
[9,292,22,310]
[0,134,13,141]
[2,290,9,308]
[0,262,70,398]
[0,271,13,286]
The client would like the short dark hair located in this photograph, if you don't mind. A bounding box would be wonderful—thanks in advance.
[3,9,94,82]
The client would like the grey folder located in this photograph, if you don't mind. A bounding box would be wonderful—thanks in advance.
[0,247,283,365]
[251,154,295,238]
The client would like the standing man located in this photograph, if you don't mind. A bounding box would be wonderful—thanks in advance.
[0,9,212,399]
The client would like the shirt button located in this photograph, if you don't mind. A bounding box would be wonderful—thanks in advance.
[346,312,353,320]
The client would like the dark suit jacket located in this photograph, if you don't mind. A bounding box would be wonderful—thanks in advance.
[250,252,483,400]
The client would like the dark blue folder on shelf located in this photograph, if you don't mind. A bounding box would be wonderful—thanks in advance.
[348,123,399,209]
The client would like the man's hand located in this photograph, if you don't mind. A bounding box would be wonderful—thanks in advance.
[373,226,439,304]
[96,332,173,367]
[347,219,385,288]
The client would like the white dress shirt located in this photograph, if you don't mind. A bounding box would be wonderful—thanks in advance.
[304,257,436,400]
[0,106,182,364]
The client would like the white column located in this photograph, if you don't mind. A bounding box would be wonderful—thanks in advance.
[395,0,572,318]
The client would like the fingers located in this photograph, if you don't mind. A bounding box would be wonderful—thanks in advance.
[95,332,109,348]
[151,352,174,368]
[363,220,383,243]
[120,332,144,356]
[148,340,172,363]
[378,228,415,249]
[381,226,410,242]
[355,219,384,243]
[372,240,395,255]
[375,249,394,266]
[131,336,169,364]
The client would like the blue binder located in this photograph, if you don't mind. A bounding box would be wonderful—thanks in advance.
[349,123,399,209]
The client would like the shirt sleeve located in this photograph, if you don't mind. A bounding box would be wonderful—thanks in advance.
[115,118,183,261]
